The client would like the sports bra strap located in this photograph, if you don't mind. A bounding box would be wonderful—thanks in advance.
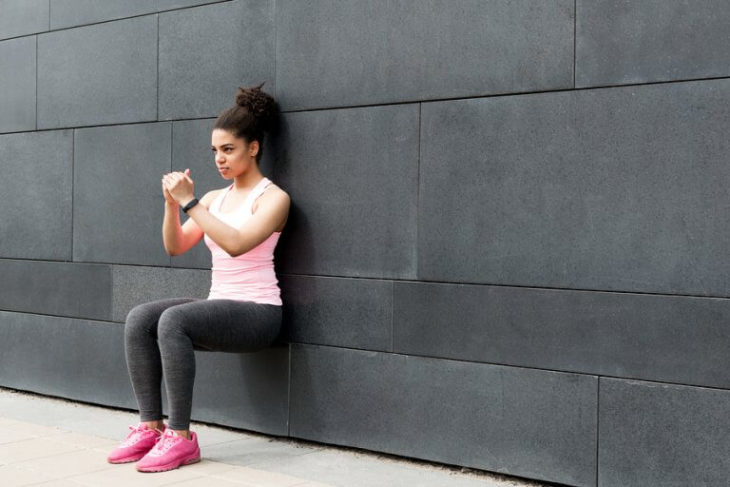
[249,177,272,202]
[243,177,272,215]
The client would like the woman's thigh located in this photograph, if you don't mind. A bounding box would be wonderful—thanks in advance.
[157,299,282,353]
[125,298,199,338]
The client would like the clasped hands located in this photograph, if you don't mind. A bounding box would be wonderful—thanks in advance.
[162,169,195,206]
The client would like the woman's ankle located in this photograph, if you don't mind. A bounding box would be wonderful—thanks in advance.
[143,420,165,430]
[173,429,190,439]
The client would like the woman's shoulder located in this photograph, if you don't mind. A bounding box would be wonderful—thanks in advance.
[253,181,290,215]
[263,181,289,200]
[260,182,290,210]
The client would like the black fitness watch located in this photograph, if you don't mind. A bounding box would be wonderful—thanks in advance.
[182,198,199,214]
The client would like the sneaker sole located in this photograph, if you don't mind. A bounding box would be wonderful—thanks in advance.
[136,454,201,473]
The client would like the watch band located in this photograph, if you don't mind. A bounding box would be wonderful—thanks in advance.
[182,198,199,213]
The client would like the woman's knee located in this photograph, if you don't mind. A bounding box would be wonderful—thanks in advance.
[125,302,160,339]
[157,307,190,342]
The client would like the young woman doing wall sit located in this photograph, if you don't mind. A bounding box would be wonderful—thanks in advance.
[107,84,289,473]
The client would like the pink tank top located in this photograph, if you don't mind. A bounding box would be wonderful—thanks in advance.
[204,177,282,305]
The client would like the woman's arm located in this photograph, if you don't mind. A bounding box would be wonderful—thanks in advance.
[186,188,289,257]
[163,170,290,257]
[161,174,219,256]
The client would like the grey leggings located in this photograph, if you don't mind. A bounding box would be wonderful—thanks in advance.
[124,298,282,430]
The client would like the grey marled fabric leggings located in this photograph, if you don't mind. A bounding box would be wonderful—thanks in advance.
[124,298,282,430]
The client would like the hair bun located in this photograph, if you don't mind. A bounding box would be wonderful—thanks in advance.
[213,83,278,159]
[235,83,277,133]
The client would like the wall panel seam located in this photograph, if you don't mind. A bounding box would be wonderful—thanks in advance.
[280,76,730,114]
[389,281,394,353]
[0,257,178,268]
[286,343,292,436]
[35,35,38,131]
[0,309,120,325]
[573,0,577,89]
[71,129,75,261]
[8,78,730,134]
[275,273,730,301]
[2,260,730,302]
[273,0,278,100]
[416,102,422,281]
[156,13,160,122]
[15,119,177,134]
[51,259,199,269]
[37,1,234,38]
[168,121,173,267]
[39,13,158,35]
[596,377,600,487]
[287,343,730,392]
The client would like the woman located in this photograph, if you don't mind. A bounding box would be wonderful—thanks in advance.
[107,84,289,473]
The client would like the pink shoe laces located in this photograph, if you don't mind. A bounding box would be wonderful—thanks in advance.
[146,430,183,457]
[120,424,151,447]
[119,424,163,447]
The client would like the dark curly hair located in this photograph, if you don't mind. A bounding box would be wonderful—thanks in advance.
[213,83,277,162]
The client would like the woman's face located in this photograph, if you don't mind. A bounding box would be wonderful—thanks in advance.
[211,129,258,179]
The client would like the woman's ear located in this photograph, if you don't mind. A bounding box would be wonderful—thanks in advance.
[249,140,260,158]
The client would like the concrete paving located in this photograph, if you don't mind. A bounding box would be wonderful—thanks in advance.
[0,388,552,487]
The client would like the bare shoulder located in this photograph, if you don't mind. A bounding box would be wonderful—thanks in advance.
[252,183,290,216]
[261,183,290,206]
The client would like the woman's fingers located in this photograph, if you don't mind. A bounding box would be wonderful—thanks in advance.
[162,171,193,185]
[162,173,182,186]
[161,171,194,204]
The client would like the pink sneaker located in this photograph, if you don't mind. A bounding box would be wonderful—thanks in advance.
[136,429,201,473]
[107,424,164,464]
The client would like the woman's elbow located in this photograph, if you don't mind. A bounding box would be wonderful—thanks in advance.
[226,247,246,258]
[222,241,249,258]
[164,244,182,256]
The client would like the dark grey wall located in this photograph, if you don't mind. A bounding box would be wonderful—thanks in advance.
[2,1,729,486]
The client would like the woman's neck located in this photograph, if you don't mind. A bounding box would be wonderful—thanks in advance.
[232,165,264,191]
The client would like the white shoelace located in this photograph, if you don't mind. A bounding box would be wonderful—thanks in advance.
[120,424,149,447]
[148,431,181,457]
